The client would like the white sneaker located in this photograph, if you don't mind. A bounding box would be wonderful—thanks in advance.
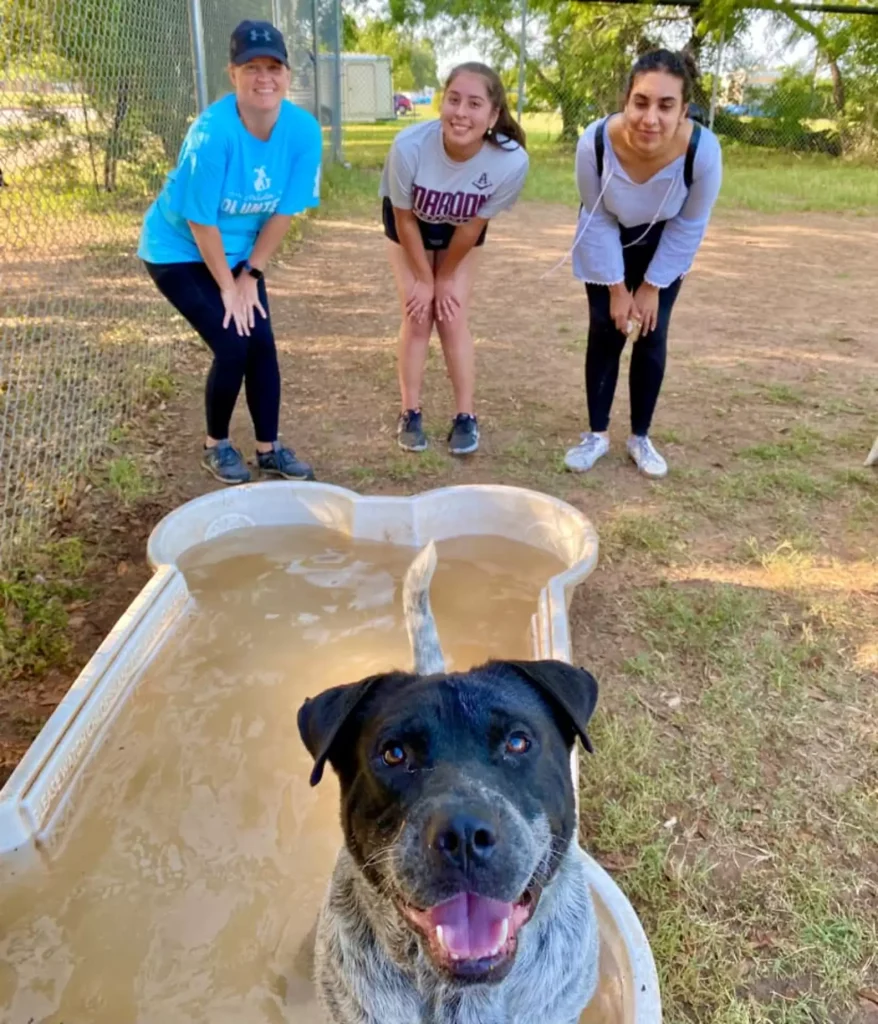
[627,435,668,478]
[564,432,610,473]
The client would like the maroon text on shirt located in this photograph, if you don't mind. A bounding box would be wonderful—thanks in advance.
[412,184,493,223]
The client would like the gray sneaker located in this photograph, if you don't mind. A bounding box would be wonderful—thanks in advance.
[201,440,251,485]
[564,432,609,473]
[627,435,668,478]
[448,414,480,455]
[397,409,428,452]
[257,441,316,481]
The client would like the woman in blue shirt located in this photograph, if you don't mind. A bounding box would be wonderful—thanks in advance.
[565,49,722,479]
[139,20,323,484]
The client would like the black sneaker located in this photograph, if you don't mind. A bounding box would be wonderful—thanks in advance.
[397,409,428,452]
[201,440,251,484]
[257,441,316,481]
[448,414,480,455]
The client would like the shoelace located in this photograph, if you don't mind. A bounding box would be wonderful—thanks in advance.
[634,437,660,465]
[215,444,240,467]
[577,433,604,450]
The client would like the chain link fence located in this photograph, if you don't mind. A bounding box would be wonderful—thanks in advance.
[0,0,340,569]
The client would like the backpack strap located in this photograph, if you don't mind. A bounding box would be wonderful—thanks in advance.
[594,116,609,179]
[684,121,701,190]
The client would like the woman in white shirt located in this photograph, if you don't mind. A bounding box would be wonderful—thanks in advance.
[379,63,529,456]
[565,49,722,478]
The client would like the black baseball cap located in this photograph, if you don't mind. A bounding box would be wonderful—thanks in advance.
[229,19,289,67]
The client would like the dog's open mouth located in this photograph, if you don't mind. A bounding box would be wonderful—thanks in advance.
[401,885,538,979]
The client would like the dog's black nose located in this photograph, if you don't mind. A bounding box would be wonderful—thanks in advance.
[428,812,497,871]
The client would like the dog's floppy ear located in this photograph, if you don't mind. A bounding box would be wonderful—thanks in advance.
[297,672,408,786]
[501,660,599,753]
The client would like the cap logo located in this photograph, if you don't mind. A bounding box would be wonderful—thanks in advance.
[250,28,272,42]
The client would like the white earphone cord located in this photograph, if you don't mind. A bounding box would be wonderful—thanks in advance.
[541,171,676,281]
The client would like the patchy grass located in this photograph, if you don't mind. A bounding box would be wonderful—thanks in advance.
[0,538,91,678]
[578,578,877,1024]
[104,456,156,503]
[599,509,684,561]
[758,384,808,407]
[738,426,826,463]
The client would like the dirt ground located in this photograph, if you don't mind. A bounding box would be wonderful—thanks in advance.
[3,201,877,1021]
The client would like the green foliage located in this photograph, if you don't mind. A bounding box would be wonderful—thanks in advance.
[347,18,438,92]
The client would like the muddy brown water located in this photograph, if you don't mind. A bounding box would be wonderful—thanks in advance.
[0,527,633,1023]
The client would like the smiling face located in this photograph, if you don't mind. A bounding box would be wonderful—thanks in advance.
[440,70,498,156]
[311,664,591,984]
[228,56,290,118]
[623,69,688,156]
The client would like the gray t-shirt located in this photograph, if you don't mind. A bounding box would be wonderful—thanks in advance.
[379,119,529,225]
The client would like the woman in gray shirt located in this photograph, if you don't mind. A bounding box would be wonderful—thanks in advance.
[379,63,529,455]
[565,49,723,478]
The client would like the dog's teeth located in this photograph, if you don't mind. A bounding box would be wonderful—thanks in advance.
[435,925,447,952]
[498,919,510,947]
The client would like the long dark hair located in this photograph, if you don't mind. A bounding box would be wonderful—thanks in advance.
[444,62,527,151]
[624,48,696,105]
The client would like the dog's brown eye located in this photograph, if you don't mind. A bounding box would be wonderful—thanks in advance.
[506,733,531,755]
[382,744,406,767]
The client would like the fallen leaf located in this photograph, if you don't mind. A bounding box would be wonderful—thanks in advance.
[597,852,639,873]
[859,990,878,1009]
[750,931,779,950]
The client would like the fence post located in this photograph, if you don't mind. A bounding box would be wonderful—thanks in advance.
[187,0,209,113]
[331,0,344,163]
[708,28,725,131]
[311,0,322,132]
[516,0,528,122]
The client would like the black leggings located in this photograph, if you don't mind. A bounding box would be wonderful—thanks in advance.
[584,222,682,437]
[144,260,280,443]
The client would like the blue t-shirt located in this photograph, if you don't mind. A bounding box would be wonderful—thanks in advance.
[138,93,322,266]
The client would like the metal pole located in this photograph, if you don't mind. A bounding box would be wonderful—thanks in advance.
[310,0,322,129]
[271,0,281,30]
[708,28,725,131]
[516,0,528,122]
[187,0,209,113]
[331,0,344,163]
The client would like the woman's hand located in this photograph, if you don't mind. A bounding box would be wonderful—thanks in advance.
[434,272,461,323]
[221,285,250,337]
[406,276,434,324]
[236,272,267,331]
[609,283,636,335]
[633,283,659,337]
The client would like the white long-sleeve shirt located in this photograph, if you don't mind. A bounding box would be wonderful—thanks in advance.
[572,117,723,289]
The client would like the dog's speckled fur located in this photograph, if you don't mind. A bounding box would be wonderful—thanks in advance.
[297,543,601,1024]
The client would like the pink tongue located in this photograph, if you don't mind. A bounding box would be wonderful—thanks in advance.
[426,893,514,960]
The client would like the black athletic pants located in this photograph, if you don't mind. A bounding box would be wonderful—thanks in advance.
[584,221,682,437]
[144,260,280,443]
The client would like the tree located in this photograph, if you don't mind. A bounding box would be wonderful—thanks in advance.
[348,17,438,91]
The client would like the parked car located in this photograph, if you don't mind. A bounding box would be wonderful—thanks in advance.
[394,92,413,117]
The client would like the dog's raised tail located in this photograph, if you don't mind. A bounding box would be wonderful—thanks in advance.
[402,540,446,676]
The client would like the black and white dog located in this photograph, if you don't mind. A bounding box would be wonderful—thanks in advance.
[298,541,601,1024]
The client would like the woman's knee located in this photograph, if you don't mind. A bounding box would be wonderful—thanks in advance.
[435,311,471,348]
[400,314,434,347]
[247,315,277,355]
